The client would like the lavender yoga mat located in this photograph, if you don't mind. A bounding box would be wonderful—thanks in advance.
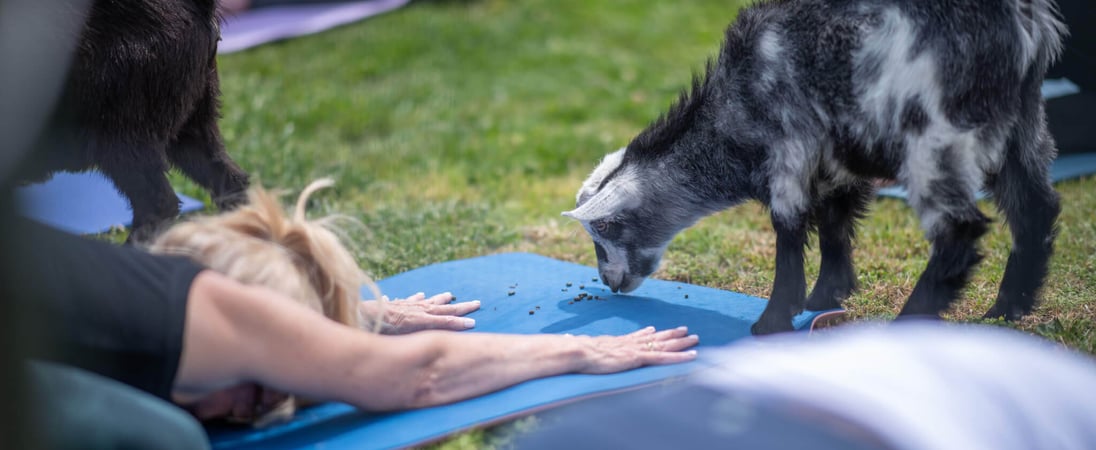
[218,0,410,54]
[14,171,204,235]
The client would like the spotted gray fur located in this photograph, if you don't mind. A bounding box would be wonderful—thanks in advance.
[565,0,1065,334]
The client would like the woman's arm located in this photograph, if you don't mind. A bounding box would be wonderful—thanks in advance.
[173,270,698,411]
[359,292,483,334]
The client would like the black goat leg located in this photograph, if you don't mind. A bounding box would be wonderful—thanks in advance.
[752,212,808,335]
[168,66,249,211]
[99,145,179,244]
[900,202,989,317]
[806,183,871,311]
[986,104,1060,320]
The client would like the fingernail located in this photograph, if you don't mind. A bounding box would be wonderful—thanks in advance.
[461,318,476,329]
[443,292,453,297]
[472,300,481,305]
[690,334,699,341]
[417,292,426,297]
[688,350,698,356]
[677,326,688,331]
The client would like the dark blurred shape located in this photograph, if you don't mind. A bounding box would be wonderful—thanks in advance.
[0,0,92,448]
[0,0,89,182]
[514,383,890,450]
[517,322,1096,450]
[1046,0,1095,155]
[1046,92,1096,155]
[1047,0,1095,89]
[27,361,208,450]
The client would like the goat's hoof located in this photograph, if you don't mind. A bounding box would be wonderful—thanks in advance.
[805,295,842,311]
[982,304,1022,322]
[751,319,794,336]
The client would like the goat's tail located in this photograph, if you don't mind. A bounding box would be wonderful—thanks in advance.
[1018,0,1068,72]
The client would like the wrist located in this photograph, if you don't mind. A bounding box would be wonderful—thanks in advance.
[560,334,593,374]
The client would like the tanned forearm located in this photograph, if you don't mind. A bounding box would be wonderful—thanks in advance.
[379,331,590,409]
[175,271,696,412]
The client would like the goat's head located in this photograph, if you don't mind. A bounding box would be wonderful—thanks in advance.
[563,148,692,293]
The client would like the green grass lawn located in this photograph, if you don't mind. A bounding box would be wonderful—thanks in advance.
[168,0,1095,446]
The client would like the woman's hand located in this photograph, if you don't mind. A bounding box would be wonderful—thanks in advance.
[575,326,699,374]
[360,292,481,334]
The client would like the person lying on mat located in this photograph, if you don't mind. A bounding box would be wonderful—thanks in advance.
[13,179,699,430]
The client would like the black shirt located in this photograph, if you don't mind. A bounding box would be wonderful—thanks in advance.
[5,216,205,401]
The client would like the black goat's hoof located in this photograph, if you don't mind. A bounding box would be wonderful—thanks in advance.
[805,295,841,312]
[751,319,794,336]
[982,305,1022,322]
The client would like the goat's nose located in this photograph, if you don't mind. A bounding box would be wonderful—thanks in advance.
[600,269,623,292]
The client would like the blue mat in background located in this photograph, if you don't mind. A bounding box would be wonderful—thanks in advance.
[207,252,838,450]
[876,152,1096,200]
[14,171,205,235]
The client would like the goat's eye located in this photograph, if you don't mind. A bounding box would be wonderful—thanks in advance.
[593,221,608,233]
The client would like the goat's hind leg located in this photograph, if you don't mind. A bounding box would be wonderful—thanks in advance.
[806,182,872,311]
[985,127,1059,320]
[898,164,990,317]
[168,77,249,211]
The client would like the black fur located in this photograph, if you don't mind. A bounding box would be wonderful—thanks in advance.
[19,0,249,243]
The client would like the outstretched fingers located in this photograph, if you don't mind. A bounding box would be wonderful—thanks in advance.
[372,291,482,334]
[572,326,701,374]
[639,327,699,365]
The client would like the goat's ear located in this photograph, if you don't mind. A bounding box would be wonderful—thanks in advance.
[561,182,635,221]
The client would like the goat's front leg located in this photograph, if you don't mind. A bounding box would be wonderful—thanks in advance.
[99,143,180,244]
[752,213,808,335]
[806,183,871,310]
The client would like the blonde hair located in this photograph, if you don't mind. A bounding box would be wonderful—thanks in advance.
[150,179,385,330]
[149,179,385,426]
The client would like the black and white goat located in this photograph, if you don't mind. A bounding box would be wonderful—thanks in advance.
[20,0,249,243]
[565,0,1066,335]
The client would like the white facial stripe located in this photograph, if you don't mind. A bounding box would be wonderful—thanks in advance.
[577,147,627,204]
[566,167,643,222]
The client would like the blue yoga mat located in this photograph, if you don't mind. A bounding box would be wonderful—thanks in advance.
[877,152,1096,200]
[207,252,839,450]
[14,171,205,235]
